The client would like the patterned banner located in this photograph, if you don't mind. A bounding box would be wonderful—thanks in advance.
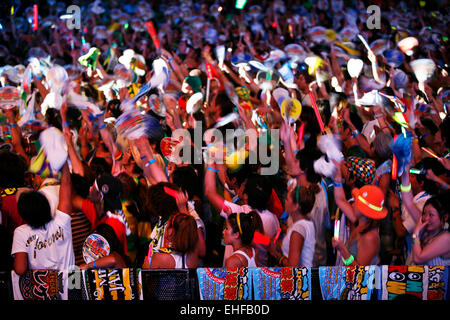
[83,268,141,300]
[252,267,311,300]
[379,265,449,300]
[11,270,67,300]
[318,266,377,300]
[197,268,252,300]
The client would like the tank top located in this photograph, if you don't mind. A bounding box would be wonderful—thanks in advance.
[231,248,257,267]
[422,230,450,266]
[149,248,188,269]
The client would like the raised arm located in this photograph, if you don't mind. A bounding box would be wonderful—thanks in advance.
[400,166,421,222]
[332,159,357,224]
[132,136,168,184]
[57,161,72,214]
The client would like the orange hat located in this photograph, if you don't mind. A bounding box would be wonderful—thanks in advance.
[352,185,387,220]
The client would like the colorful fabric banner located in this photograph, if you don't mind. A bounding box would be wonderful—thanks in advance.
[379,265,449,300]
[11,270,67,300]
[251,267,311,300]
[318,265,377,300]
[197,268,252,300]
[83,268,141,300]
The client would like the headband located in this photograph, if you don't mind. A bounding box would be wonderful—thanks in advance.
[236,212,243,235]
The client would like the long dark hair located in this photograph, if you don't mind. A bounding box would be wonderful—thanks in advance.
[423,194,449,222]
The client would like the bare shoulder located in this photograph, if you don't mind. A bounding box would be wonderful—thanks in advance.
[150,252,175,269]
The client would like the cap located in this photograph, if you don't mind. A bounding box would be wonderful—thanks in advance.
[96,174,122,212]
[352,185,387,220]
[345,157,376,185]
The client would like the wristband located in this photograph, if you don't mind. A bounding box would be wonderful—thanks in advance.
[9,123,17,127]
[442,183,449,190]
[400,183,411,193]
[334,182,343,188]
[63,121,69,128]
[280,211,289,224]
[342,254,354,266]
[293,149,300,155]
[207,167,219,173]
[351,130,359,138]
[98,124,106,130]
[92,260,97,268]
[145,158,156,167]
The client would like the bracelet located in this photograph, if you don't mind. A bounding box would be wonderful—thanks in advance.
[400,183,412,193]
[412,234,420,245]
[63,121,69,128]
[145,158,156,167]
[92,260,97,268]
[9,123,17,127]
[207,167,219,173]
[293,149,300,155]
[342,254,354,266]
[351,130,359,138]
[334,181,343,188]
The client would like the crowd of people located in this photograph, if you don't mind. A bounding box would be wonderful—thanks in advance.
[0,0,449,276]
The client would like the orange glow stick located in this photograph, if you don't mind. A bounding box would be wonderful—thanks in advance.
[421,147,439,159]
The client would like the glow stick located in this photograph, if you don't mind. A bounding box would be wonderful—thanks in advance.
[297,122,305,146]
[253,232,270,246]
[235,0,247,10]
[33,5,38,31]
[392,154,398,180]
[205,63,213,104]
[163,186,178,199]
[409,168,422,175]
[309,91,325,133]
[273,228,281,244]
[145,21,160,51]
[358,34,371,52]
[334,220,340,239]
[421,147,439,159]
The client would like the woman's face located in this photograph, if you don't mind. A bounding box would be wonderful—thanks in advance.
[422,204,446,232]
[222,220,237,245]
[284,191,298,214]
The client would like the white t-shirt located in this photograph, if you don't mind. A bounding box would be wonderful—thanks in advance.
[11,210,75,271]
[282,219,316,267]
